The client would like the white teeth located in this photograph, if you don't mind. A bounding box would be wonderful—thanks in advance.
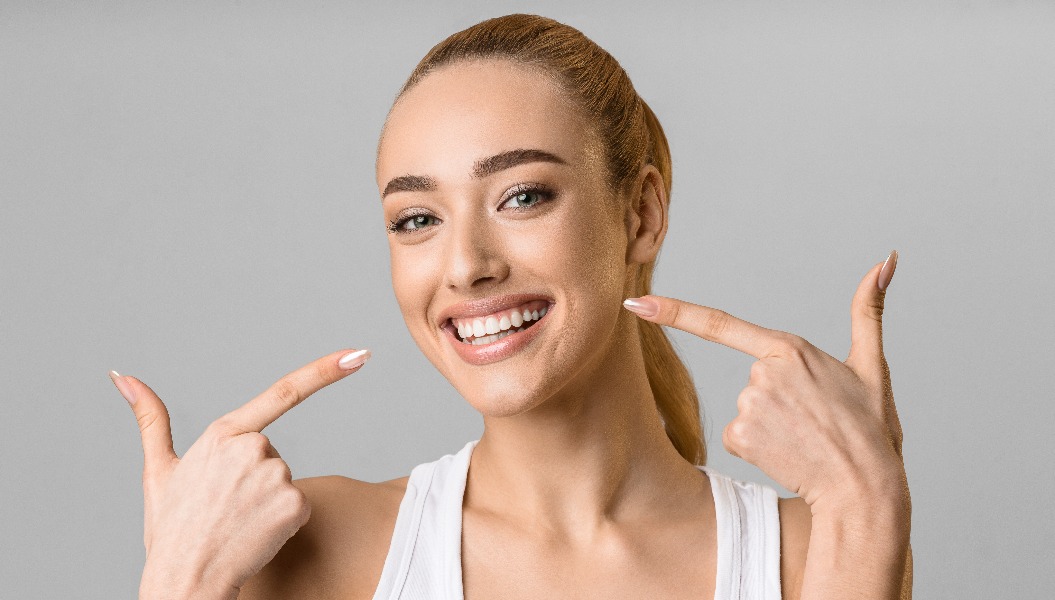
[453,302,551,343]
[485,316,500,334]
[470,325,526,345]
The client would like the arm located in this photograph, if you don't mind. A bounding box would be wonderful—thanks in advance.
[799,481,911,600]
[780,491,912,600]
[633,258,911,598]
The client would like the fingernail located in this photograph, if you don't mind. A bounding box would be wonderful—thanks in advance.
[878,250,898,291]
[338,349,371,371]
[108,370,137,406]
[623,297,659,318]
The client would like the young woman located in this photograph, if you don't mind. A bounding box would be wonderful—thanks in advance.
[112,14,912,599]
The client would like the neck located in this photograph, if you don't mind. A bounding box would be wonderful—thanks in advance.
[465,310,706,535]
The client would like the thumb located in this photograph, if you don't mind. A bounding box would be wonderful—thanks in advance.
[108,371,178,476]
[846,250,897,385]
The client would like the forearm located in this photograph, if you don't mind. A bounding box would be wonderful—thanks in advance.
[800,489,911,599]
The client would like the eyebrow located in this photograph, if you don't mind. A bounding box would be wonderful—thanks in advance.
[472,148,567,178]
[381,174,435,200]
[381,148,567,200]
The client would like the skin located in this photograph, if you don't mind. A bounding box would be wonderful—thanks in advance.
[124,58,910,599]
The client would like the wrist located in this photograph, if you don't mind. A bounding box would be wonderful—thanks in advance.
[810,471,912,552]
[813,463,911,518]
[140,558,241,600]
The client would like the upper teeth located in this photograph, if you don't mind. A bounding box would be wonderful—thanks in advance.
[453,301,550,341]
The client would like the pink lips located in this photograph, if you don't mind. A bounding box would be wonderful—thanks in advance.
[436,293,552,364]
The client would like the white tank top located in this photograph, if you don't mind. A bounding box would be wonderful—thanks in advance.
[372,440,782,600]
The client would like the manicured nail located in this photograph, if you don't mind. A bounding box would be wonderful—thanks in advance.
[108,370,137,407]
[623,297,659,318]
[878,250,898,291]
[338,349,371,370]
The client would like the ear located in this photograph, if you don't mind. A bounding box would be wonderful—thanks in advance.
[625,164,669,265]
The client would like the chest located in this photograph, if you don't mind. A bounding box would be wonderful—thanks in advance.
[460,510,718,600]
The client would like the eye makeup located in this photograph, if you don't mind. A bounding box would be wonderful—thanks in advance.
[385,182,557,235]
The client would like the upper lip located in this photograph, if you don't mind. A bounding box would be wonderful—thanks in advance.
[437,293,554,326]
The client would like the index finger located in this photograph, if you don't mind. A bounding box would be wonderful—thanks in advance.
[217,348,371,433]
[625,295,782,359]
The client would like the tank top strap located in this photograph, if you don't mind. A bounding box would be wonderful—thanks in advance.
[698,465,783,600]
[372,440,478,600]
[373,444,781,600]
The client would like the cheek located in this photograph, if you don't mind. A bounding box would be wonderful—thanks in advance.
[515,203,628,330]
[556,205,629,295]
[389,246,440,324]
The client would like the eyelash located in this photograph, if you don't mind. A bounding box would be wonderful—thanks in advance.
[386,183,556,235]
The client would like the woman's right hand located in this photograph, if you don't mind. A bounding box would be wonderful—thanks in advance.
[109,348,372,599]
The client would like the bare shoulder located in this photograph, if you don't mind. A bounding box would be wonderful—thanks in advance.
[239,474,410,600]
[778,496,812,600]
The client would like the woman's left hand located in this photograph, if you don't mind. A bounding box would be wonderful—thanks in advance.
[624,253,906,511]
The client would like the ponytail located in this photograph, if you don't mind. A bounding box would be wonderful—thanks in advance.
[634,100,706,465]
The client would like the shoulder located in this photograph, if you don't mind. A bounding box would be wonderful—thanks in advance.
[239,474,410,600]
[777,496,812,600]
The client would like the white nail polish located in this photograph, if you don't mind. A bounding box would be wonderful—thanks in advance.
[338,349,371,370]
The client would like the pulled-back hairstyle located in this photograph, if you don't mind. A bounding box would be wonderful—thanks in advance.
[388,14,706,465]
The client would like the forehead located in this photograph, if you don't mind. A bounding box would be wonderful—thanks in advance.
[377,59,599,185]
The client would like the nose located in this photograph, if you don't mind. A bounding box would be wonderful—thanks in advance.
[442,209,509,291]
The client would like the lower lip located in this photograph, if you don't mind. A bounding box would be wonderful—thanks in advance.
[443,304,553,366]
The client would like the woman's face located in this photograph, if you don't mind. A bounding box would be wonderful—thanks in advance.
[376,59,635,417]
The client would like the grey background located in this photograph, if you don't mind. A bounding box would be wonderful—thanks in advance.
[2,1,1052,597]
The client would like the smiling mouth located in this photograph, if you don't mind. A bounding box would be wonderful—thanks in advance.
[445,301,552,346]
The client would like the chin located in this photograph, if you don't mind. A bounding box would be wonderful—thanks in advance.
[454,375,555,418]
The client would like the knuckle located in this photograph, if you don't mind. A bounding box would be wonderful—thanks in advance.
[705,309,732,340]
[312,360,331,385]
[270,377,302,411]
[666,300,682,326]
[736,388,760,414]
[267,458,293,483]
[202,420,224,440]
[205,419,238,442]
[136,410,162,435]
[278,486,310,523]
[858,294,885,322]
[721,425,741,459]
[237,431,271,456]
[749,360,767,382]
[724,418,752,452]
[772,333,805,358]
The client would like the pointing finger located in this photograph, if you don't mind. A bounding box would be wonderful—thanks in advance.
[846,250,897,384]
[109,371,178,475]
[216,348,371,434]
[623,295,784,359]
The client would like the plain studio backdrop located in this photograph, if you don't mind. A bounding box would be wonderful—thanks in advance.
[1,1,1052,597]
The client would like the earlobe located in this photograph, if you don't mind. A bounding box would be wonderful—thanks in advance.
[625,165,668,265]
